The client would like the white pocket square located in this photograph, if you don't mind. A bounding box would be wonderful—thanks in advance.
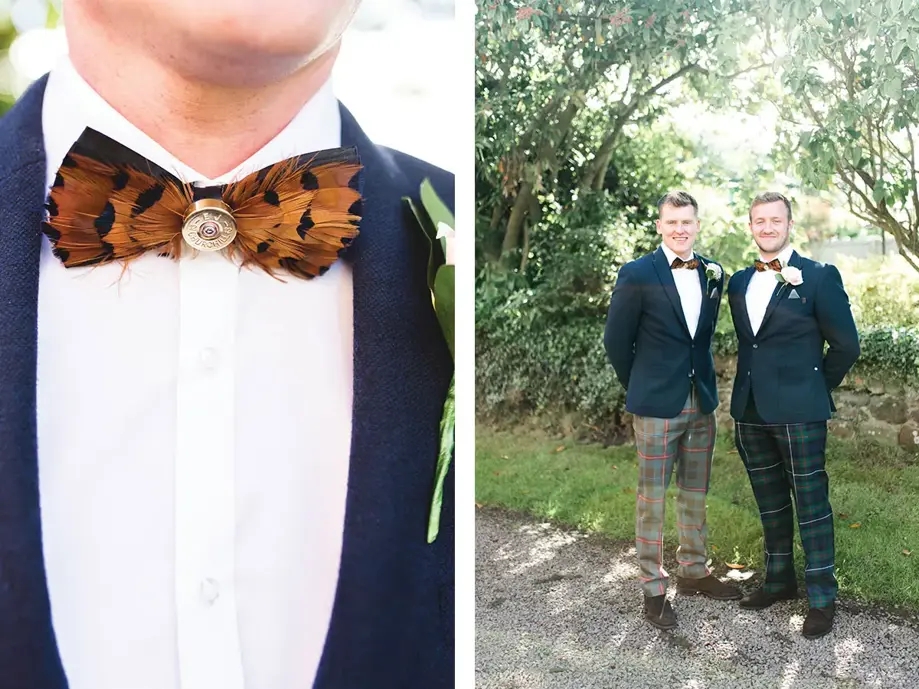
[710,288,719,299]
[789,289,801,299]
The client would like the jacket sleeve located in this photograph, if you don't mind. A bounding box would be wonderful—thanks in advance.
[815,264,860,390]
[604,262,642,390]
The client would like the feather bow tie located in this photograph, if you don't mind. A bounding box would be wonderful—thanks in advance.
[42,127,364,280]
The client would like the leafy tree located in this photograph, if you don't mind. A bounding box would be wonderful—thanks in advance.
[764,0,919,272]
[476,0,766,269]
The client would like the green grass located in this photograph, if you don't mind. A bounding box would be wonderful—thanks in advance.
[477,427,919,610]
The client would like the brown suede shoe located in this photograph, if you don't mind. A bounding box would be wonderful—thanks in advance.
[802,602,835,639]
[643,594,677,630]
[675,575,742,601]
[739,585,798,610]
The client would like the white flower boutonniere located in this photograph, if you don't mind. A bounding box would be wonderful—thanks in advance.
[704,262,723,282]
[776,265,803,286]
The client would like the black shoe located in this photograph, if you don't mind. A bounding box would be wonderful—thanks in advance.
[739,585,798,610]
[643,594,677,630]
[802,602,835,639]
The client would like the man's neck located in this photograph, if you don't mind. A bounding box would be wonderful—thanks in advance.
[66,19,337,179]
[759,243,791,262]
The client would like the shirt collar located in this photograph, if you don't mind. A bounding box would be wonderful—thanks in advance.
[41,54,341,191]
[759,244,795,266]
[660,243,695,268]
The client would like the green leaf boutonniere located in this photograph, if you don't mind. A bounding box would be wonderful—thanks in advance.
[403,178,455,543]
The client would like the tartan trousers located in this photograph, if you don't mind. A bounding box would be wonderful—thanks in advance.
[633,388,715,597]
[735,420,836,608]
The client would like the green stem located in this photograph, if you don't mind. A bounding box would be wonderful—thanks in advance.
[427,375,456,543]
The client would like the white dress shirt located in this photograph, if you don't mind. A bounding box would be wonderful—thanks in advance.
[746,245,795,336]
[660,244,703,339]
[37,56,352,689]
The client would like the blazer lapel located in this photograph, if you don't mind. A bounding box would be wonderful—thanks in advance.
[0,74,70,688]
[652,247,690,338]
[695,260,715,337]
[314,105,454,687]
[734,266,756,339]
[758,250,801,334]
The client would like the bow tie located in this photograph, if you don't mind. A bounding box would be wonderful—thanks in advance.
[754,258,783,272]
[42,127,363,280]
[670,256,699,270]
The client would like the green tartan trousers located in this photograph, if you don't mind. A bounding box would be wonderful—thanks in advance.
[735,420,836,608]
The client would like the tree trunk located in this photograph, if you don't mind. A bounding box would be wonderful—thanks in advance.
[501,181,533,259]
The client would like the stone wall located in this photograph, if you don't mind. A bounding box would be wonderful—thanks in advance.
[713,356,919,453]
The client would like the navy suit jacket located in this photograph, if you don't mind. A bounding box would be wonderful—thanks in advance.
[0,75,454,689]
[727,250,860,424]
[604,247,725,418]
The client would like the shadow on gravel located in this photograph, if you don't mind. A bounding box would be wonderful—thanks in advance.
[476,507,919,689]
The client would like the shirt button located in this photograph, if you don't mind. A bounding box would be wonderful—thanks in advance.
[199,347,219,370]
[814,367,819,371]
[200,578,220,605]
[753,344,758,349]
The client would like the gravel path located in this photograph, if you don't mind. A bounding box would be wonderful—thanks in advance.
[476,508,919,689]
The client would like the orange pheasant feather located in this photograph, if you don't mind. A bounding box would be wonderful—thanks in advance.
[43,128,363,279]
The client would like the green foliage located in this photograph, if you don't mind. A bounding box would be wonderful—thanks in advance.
[758,0,919,269]
[477,261,919,434]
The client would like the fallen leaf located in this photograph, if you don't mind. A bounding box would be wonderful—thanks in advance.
[726,563,745,570]
[839,513,849,519]
[622,487,634,494]
[494,471,501,476]
[850,522,861,528]
[712,545,719,551]
[903,549,913,556]
[555,446,566,453]
[501,455,509,460]
[475,503,483,508]
[612,465,618,470]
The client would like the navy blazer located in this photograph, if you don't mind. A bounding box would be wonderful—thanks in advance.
[0,75,454,689]
[727,250,860,424]
[604,247,725,419]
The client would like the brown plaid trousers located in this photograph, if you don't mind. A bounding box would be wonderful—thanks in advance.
[633,387,716,597]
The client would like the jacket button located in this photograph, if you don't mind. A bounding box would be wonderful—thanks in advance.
[753,344,758,349]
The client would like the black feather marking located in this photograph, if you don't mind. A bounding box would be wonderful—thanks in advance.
[348,198,363,217]
[52,247,70,262]
[340,236,354,247]
[94,202,116,237]
[53,171,64,188]
[46,197,59,218]
[60,154,77,168]
[296,211,314,240]
[132,183,165,217]
[112,170,130,191]
[257,241,270,253]
[300,170,318,190]
[42,222,61,241]
[264,190,280,206]
[319,266,329,276]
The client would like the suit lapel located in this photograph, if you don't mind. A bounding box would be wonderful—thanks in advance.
[695,260,714,338]
[734,267,756,339]
[651,247,690,338]
[758,250,800,334]
[314,105,453,686]
[0,74,70,688]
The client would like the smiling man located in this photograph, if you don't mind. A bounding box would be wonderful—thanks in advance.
[727,192,859,639]
[604,191,740,630]
[0,1,453,688]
